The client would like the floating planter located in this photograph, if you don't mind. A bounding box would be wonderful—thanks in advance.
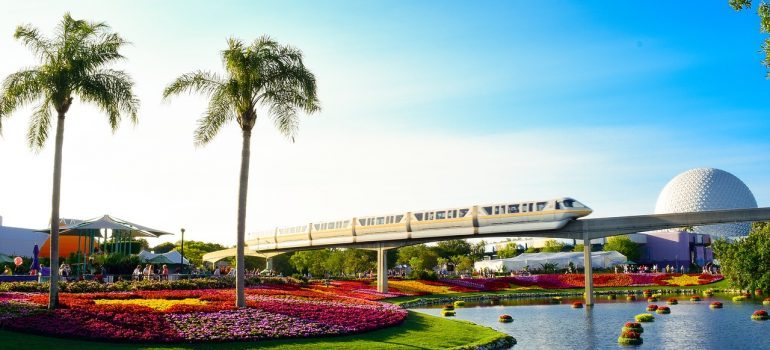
[498,314,513,323]
[751,310,769,321]
[656,306,671,314]
[550,297,562,304]
[763,298,770,306]
[607,294,616,300]
[667,298,678,305]
[453,300,465,307]
[709,302,723,309]
[755,289,763,296]
[626,295,636,301]
[441,310,456,317]
[643,290,652,298]
[703,290,714,297]
[635,313,655,322]
[442,305,455,311]
[622,322,644,334]
[646,304,658,312]
[647,297,658,302]
[733,295,747,302]
[617,330,643,345]
[572,302,583,309]
[690,296,701,302]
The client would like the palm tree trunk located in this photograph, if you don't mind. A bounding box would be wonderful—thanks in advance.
[49,112,66,310]
[236,129,251,308]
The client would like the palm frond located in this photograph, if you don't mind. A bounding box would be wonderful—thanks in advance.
[77,69,139,131]
[26,97,53,150]
[0,69,44,134]
[162,71,225,101]
[267,101,299,141]
[13,25,53,60]
[194,86,235,146]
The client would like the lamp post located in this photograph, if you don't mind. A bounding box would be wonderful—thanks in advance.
[180,228,185,276]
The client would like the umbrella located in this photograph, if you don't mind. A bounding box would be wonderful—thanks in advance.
[0,254,14,264]
[30,244,40,271]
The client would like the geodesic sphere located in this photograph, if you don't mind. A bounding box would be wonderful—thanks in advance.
[654,168,757,238]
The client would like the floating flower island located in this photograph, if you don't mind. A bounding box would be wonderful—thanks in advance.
[667,298,678,305]
[0,286,407,343]
[635,313,655,322]
[618,330,643,345]
[763,298,770,306]
[571,302,583,309]
[498,314,513,323]
[622,322,644,334]
[656,306,671,314]
[752,310,769,321]
[646,304,658,312]
[709,302,723,309]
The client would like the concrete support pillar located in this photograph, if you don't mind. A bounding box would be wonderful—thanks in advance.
[377,245,388,293]
[265,257,273,272]
[583,232,594,306]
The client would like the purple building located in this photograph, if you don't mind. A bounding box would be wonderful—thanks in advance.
[636,230,713,269]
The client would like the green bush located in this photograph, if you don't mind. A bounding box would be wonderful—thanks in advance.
[0,276,307,293]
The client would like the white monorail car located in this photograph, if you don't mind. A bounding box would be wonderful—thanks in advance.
[249,197,592,250]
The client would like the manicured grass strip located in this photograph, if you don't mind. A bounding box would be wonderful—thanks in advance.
[0,311,507,350]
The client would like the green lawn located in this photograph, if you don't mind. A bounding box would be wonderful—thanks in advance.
[0,311,510,350]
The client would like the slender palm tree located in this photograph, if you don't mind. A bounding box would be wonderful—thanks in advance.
[163,36,319,307]
[0,13,138,309]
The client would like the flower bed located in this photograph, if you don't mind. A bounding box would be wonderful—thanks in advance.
[0,286,408,343]
[437,273,722,292]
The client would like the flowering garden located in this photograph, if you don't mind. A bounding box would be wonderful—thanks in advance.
[0,285,407,343]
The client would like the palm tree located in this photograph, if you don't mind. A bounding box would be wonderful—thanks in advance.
[163,36,319,307]
[0,13,138,309]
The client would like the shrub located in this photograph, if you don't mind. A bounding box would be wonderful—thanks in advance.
[622,322,643,333]
[733,295,747,302]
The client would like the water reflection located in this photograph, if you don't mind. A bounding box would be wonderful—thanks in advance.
[413,296,770,350]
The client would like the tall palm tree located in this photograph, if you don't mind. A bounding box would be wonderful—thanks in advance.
[163,36,319,307]
[0,13,139,309]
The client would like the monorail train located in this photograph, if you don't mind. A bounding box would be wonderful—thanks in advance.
[248,197,592,250]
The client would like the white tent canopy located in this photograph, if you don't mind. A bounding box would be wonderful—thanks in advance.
[475,251,627,272]
[138,250,190,265]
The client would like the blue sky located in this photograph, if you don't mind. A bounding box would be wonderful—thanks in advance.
[0,1,768,245]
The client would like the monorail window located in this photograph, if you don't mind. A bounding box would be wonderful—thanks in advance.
[508,204,519,213]
[344,220,350,226]
[563,199,584,208]
[537,202,546,211]
[460,209,469,217]
[522,204,528,213]
[483,206,493,215]
[555,202,561,210]
[396,215,404,222]
[415,213,423,220]
[376,217,385,225]
[494,206,501,215]
[529,203,533,211]
[428,212,435,220]
[447,210,454,219]
[436,211,446,220]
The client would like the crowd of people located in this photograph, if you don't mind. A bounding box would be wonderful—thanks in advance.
[132,264,171,280]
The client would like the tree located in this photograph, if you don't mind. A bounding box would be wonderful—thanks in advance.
[178,240,228,267]
[541,239,566,253]
[603,236,640,262]
[152,242,176,254]
[470,240,487,261]
[454,255,475,274]
[729,0,770,76]
[497,242,520,258]
[397,244,439,269]
[163,36,319,307]
[435,240,471,258]
[573,243,584,252]
[0,14,138,309]
[712,222,770,291]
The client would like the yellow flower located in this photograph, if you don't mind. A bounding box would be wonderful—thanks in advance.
[94,298,207,311]
[662,274,701,287]
[387,280,454,294]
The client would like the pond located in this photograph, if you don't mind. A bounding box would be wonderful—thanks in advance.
[413,296,770,349]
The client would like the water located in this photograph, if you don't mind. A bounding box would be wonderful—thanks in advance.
[413,297,770,350]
